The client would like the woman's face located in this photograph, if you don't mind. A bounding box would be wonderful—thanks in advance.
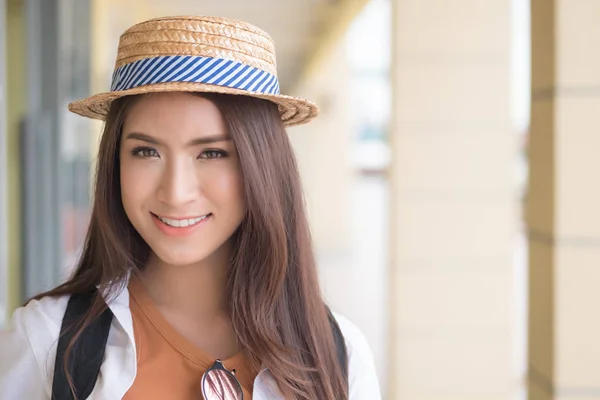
[120,92,246,266]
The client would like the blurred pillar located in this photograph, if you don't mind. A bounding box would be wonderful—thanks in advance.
[0,0,8,326]
[389,1,516,399]
[6,0,26,311]
[22,0,65,297]
[528,2,600,400]
[20,0,94,295]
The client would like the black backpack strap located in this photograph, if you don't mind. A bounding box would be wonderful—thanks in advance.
[326,306,348,380]
[52,290,114,400]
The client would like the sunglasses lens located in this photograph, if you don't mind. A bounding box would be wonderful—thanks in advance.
[202,368,243,400]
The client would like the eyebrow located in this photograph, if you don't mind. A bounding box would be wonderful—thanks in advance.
[124,132,232,147]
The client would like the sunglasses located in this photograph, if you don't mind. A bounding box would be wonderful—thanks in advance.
[201,359,244,400]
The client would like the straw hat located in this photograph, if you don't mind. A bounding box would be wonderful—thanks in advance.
[68,16,319,126]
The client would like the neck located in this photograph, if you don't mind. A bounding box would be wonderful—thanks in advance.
[139,241,232,319]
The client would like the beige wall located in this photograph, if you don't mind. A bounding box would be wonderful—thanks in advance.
[389,1,518,399]
[528,1,600,399]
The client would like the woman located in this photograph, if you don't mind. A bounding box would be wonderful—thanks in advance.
[0,16,380,399]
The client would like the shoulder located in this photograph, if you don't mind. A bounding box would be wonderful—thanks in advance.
[331,311,382,400]
[13,294,70,331]
[7,294,69,348]
[0,295,70,399]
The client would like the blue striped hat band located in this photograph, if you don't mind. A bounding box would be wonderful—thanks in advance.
[110,55,281,95]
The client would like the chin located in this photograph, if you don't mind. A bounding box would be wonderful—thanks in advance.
[152,247,212,267]
[143,232,236,268]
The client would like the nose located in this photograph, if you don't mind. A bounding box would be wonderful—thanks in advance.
[156,157,199,207]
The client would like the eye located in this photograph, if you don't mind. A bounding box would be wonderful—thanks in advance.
[132,147,160,158]
[199,149,228,159]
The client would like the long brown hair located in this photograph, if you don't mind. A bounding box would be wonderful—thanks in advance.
[33,92,349,399]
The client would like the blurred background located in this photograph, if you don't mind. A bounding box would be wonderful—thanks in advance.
[1,0,598,399]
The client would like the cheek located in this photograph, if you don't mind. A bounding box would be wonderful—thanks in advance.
[120,159,156,213]
[204,167,245,210]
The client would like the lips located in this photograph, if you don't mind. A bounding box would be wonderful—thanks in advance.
[155,214,211,228]
[150,212,213,232]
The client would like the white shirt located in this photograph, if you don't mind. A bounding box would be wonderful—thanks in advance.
[0,282,381,399]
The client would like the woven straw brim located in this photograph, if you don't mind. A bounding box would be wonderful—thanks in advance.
[68,82,319,127]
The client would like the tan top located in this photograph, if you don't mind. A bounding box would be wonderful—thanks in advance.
[124,277,255,399]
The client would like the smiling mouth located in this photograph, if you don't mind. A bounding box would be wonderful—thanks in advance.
[151,213,212,228]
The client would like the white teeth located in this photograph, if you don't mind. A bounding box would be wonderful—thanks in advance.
[158,215,209,228]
